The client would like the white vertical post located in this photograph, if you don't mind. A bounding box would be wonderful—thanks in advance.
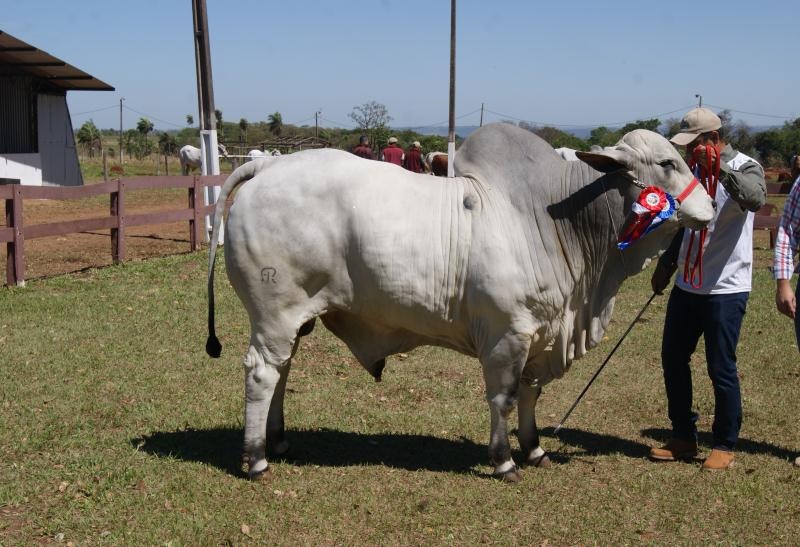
[447,0,456,178]
[200,129,223,244]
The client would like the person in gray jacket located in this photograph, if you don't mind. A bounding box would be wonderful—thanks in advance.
[648,108,766,471]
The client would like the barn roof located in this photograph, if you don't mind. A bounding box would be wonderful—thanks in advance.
[0,30,114,92]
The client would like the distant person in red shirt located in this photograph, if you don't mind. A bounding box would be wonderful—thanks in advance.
[381,136,404,166]
[352,135,374,159]
[403,141,425,173]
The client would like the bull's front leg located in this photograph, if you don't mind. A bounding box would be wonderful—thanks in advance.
[517,379,551,468]
[243,345,283,480]
[481,333,531,483]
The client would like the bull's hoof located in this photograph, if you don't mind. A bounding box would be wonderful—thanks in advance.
[529,454,551,468]
[493,469,522,483]
[248,467,273,482]
[270,440,289,456]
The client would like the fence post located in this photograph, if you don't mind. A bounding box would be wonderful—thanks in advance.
[110,179,126,264]
[6,185,25,286]
[189,176,202,252]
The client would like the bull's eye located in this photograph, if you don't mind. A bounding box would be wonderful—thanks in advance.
[658,159,675,169]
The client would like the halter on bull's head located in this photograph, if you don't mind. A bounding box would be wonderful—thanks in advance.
[575,129,715,235]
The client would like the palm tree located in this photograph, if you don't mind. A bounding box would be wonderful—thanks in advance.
[268,112,283,136]
[239,118,249,143]
[77,119,102,158]
[158,132,177,175]
[136,117,154,139]
[214,110,224,139]
[158,131,177,155]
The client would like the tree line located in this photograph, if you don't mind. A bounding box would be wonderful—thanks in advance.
[76,103,800,170]
[520,110,800,169]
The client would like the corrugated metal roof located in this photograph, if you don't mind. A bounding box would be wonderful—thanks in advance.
[0,30,114,91]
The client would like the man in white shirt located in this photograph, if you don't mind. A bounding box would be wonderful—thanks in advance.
[648,108,766,471]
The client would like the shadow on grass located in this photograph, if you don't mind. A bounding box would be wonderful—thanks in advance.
[640,427,796,460]
[538,426,652,463]
[135,425,727,477]
[538,426,796,463]
[82,230,190,244]
[132,427,488,478]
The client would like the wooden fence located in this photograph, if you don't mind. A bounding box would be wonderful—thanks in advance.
[1,175,226,286]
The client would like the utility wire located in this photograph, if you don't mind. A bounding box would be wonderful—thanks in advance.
[703,103,796,121]
[413,107,483,130]
[285,116,315,126]
[71,104,119,117]
[483,105,696,128]
[123,105,186,129]
[320,116,353,129]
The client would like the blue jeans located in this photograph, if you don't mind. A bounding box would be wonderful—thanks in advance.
[661,287,749,451]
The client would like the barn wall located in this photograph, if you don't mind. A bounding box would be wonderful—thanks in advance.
[0,154,43,186]
[37,94,83,187]
[0,76,37,154]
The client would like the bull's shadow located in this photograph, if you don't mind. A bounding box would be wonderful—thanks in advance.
[133,426,663,478]
[537,426,652,463]
[133,427,486,477]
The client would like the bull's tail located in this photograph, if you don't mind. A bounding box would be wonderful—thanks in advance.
[206,160,269,357]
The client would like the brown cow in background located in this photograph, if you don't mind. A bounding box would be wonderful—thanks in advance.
[425,152,448,176]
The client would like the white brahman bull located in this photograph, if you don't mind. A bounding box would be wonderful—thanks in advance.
[179,143,229,175]
[205,124,714,481]
[554,147,580,161]
[554,145,602,161]
[245,149,267,162]
[246,149,282,162]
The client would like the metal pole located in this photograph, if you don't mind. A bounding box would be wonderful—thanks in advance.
[553,292,658,434]
[480,102,484,127]
[192,0,222,243]
[119,97,124,164]
[695,94,703,108]
[447,0,456,178]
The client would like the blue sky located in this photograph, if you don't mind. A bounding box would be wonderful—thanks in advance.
[5,1,797,132]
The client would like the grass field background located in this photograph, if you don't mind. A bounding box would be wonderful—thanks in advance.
[1,242,798,544]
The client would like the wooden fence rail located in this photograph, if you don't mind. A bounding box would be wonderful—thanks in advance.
[1,175,227,286]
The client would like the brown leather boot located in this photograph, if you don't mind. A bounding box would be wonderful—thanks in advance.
[649,439,698,461]
[701,449,735,471]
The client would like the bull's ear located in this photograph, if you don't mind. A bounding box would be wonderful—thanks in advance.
[575,149,628,173]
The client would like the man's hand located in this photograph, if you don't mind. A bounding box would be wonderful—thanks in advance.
[692,144,719,170]
[651,261,677,295]
[776,279,797,319]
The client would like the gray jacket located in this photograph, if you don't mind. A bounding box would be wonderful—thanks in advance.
[657,143,766,270]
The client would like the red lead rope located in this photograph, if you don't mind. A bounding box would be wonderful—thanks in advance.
[683,144,720,288]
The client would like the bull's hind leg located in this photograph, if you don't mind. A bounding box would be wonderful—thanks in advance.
[517,381,551,468]
[265,319,316,455]
[242,337,296,480]
[266,358,292,456]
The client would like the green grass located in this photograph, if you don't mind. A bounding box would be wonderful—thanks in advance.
[78,154,234,183]
[1,247,798,545]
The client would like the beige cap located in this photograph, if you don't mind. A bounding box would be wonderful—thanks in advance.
[412,141,421,148]
[388,136,398,144]
[670,107,722,146]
